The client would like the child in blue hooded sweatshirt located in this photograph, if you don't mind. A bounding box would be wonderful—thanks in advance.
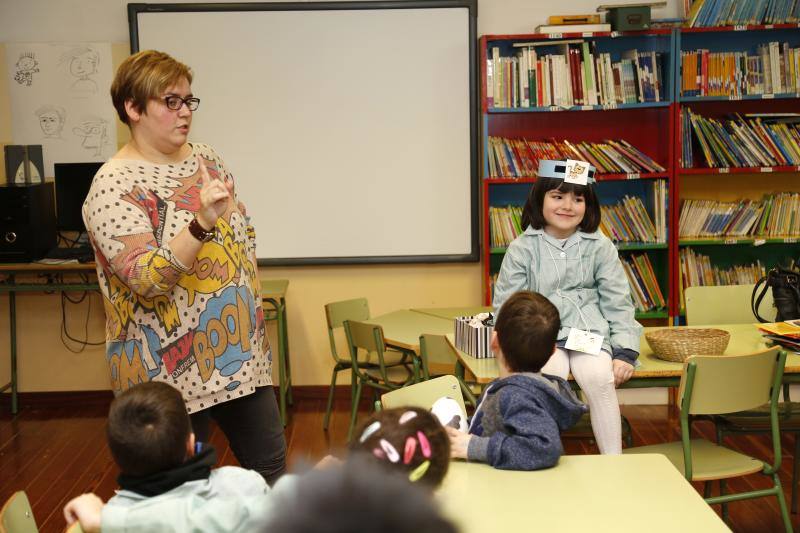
[447,291,587,470]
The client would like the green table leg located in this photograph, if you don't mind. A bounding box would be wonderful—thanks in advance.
[9,288,17,415]
[264,296,292,426]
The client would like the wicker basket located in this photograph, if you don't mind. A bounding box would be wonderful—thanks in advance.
[644,328,730,363]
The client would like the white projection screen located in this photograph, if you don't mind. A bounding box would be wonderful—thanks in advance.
[130,1,479,265]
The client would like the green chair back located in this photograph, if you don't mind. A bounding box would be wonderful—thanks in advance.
[685,284,775,326]
[325,298,370,364]
[418,333,458,379]
[344,319,391,382]
[0,491,38,533]
[381,374,466,414]
[679,348,782,416]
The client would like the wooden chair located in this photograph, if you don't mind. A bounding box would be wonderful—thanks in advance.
[418,334,478,406]
[624,348,792,531]
[322,298,410,431]
[381,374,466,414]
[344,319,416,440]
[685,283,800,512]
[0,491,38,533]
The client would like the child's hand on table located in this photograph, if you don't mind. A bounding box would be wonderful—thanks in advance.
[446,426,471,459]
[613,359,635,386]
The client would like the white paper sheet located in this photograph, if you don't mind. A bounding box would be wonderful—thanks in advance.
[6,42,116,177]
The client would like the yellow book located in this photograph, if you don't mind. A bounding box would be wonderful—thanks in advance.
[548,14,602,25]
[758,320,800,339]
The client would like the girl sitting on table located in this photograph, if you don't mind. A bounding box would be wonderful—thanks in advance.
[492,159,643,455]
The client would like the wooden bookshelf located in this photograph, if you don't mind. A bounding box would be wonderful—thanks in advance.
[480,30,675,317]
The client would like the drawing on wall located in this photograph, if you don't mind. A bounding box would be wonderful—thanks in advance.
[13,52,39,86]
[60,46,99,96]
[73,116,108,156]
[35,105,66,139]
[5,42,116,177]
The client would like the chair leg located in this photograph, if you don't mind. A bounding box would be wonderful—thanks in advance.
[347,379,363,442]
[323,367,340,431]
[793,433,800,514]
[622,415,633,448]
[703,481,712,498]
[774,473,793,533]
[719,479,728,522]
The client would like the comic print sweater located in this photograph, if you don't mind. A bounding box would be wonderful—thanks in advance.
[82,143,270,413]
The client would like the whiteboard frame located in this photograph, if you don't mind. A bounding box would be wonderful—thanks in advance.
[128,1,480,266]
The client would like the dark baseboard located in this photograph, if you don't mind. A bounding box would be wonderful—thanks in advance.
[0,385,352,410]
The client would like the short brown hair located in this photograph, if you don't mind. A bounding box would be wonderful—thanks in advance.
[495,291,560,373]
[349,407,450,489]
[111,50,193,125]
[106,381,191,477]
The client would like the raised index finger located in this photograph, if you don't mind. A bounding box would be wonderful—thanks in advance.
[196,156,212,186]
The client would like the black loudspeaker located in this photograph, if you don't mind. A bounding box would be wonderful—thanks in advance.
[0,182,57,263]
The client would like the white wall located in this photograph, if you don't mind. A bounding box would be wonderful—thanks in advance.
[0,0,681,42]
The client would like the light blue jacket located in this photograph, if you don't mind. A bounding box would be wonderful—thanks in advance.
[493,227,642,362]
[101,467,295,532]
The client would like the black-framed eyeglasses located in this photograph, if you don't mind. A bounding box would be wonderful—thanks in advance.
[163,95,200,111]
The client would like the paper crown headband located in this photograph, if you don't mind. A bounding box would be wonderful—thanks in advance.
[537,159,597,185]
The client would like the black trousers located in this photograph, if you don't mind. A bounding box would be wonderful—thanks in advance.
[190,386,286,486]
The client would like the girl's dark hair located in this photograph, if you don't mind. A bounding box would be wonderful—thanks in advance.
[521,176,601,233]
[349,407,450,489]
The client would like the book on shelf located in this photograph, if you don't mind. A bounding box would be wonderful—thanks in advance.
[680,42,800,98]
[489,205,523,248]
[686,0,800,27]
[679,194,800,238]
[682,108,800,168]
[535,23,612,33]
[548,14,603,25]
[487,41,663,109]
[678,248,766,307]
[486,136,665,178]
[621,253,666,312]
[599,180,667,243]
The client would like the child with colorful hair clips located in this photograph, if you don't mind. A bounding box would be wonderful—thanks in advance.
[492,159,643,455]
[350,407,450,489]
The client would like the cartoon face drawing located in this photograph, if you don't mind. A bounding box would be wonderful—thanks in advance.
[73,118,108,156]
[17,55,36,71]
[70,49,98,79]
[35,105,66,138]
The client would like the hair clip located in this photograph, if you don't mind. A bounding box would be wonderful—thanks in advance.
[380,439,400,463]
[359,421,381,443]
[403,436,417,464]
[408,460,431,483]
[417,431,431,459]
[399,411,418,424]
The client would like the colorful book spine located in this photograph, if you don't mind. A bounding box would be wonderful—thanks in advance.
[488,43,663,109]
[621,253,667,312]
[486,137,665,178]
[679,193,800,237]
[600,181,668,244]
[679,247,766,308]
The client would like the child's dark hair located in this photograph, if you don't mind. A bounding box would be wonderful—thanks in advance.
[521,176,601,232]
[495,291,560,373]
[349,407,450,489]
[262,456,458,533]
[106,382,191,477]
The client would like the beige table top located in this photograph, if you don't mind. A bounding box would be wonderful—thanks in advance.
[410,306,492,320]
[260,278,288,299]
[438,455,729,533]
[366,310,454,354]
[448,323,800,384]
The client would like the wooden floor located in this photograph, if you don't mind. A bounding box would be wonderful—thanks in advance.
[1,392,797,533]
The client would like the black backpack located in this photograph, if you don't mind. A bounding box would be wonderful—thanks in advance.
[752,262,800,323]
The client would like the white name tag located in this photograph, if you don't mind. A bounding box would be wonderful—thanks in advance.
[563,159,590,185]
[565,328,603,355]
